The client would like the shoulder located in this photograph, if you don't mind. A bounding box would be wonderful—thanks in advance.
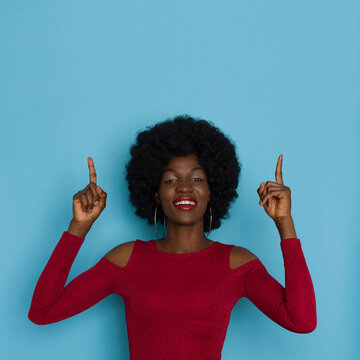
[229,245,259,270]
[104,240,136,268]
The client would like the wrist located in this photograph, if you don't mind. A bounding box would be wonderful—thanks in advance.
[67,219,92,238]
[274,216,297,241]
[275,215,294,227]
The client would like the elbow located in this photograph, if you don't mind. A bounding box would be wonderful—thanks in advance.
[28,308,66,325]
[305,317,317,333]
[28,313,45,325]
[293,316,317,334]
[300,308,317,333]
[288,302,317,334]
[28,309,50,325]
[296,322,317,333]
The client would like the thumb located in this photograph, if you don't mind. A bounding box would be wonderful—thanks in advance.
[96,186,107,202]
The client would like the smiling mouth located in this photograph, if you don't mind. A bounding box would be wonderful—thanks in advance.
[174,202,197,211]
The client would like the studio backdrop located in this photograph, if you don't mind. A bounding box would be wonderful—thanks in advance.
[1,1,359,359]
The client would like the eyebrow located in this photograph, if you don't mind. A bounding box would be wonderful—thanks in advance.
[163,167,204,173]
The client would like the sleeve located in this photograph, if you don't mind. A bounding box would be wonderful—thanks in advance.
[241,238,317,333]
[28,231,123,325]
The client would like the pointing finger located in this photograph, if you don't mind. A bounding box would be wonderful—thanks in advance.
[275,154,284,185]
[88,157,97,185]
[89,182,100,205]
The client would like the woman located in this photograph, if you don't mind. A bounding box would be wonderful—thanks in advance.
[28,115,317,359]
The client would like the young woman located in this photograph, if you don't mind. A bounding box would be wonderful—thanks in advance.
[28,115,317,359]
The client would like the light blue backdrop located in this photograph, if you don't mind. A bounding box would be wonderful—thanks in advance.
[1,0,359,359]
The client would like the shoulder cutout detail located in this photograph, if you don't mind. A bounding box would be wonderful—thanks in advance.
[104,241,136,268]
[229,245,259,270]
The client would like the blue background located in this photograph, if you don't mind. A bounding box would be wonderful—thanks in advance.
[1,1,359,359]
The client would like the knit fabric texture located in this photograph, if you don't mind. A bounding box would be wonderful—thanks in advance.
[28,231,317,359]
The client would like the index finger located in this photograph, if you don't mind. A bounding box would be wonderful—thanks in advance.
[88,157,97,184]
[275,154,284,185]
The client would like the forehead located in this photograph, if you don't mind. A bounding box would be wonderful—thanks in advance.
[164,154,204,172]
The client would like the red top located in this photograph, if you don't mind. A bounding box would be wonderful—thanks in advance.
[28,231,317,359]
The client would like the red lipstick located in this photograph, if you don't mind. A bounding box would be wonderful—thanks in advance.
[173,196,197,211]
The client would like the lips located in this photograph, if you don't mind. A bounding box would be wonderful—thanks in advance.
[173,196,198,204]
[174,203,197,211]
[173,196,198,211]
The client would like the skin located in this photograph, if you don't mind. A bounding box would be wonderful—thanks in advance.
[257,154,297,240]
[152,153,296,254]
[155,155,296,258]
[257,154,292,220]
[154,154,214,254]
[257,154,297,241]
[69,154,296,265]
[67,157,107,238]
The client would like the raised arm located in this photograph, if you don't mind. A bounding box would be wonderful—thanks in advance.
[28,231,123,325]
[241,237,317,333]
[243,154,317,332]
[28,157,119,325]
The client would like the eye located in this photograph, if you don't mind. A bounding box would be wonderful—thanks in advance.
[164,178,203,184]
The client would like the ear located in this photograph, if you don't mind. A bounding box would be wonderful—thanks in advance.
[154,192,160,204]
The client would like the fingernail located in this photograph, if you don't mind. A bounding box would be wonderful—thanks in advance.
[89,208,93,213]
[95,200,99,205]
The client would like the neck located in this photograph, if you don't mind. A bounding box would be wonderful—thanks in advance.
[158,221,210,253]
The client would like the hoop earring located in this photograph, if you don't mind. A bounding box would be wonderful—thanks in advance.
[154,204,167,240]
[205,205,212,238]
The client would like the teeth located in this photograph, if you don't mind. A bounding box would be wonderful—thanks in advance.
[175,200,196,205]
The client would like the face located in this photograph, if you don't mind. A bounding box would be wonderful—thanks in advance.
[154,154,211,227]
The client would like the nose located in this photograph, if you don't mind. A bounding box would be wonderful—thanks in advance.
[175,179,193,193]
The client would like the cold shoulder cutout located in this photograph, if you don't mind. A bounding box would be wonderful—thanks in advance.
[104,240,136,268]
[229,245,259,270]
[28,233,317,358]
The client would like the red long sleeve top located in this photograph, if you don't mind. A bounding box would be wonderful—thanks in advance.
[28,231,317,359]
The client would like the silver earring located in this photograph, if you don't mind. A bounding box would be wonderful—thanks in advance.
[154,204,166,240]
[205,205,212,238]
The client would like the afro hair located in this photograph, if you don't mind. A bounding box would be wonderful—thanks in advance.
[125,115,242,233]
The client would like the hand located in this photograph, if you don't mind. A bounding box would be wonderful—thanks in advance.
[257,154,292,222]
[71,157,107,225]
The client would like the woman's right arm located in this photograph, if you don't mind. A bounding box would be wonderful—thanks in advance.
[28,230,124,325]
[28,157,121,325]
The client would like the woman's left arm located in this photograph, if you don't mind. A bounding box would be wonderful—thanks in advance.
[247,154,317,333]
[242,231,317,333]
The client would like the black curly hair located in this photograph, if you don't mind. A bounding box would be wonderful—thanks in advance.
[125,115,242,233]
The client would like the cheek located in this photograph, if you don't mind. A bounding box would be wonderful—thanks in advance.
[201,185,211,198]
[158,191,175,207]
